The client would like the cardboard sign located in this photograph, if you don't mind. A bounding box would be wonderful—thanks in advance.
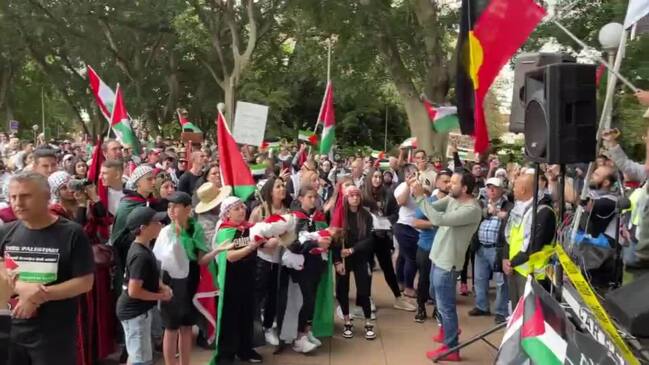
[446,132,476,161]
[232,101,269,146]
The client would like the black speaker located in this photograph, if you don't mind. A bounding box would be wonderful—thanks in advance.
[509,53,575,133]
[605,273,649,337]
[523,63,597,164]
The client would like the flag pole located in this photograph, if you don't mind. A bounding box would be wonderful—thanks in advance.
[41,87,45,140]
[326,37,332,84]
[551,20,638,92]
[107,84,119,139]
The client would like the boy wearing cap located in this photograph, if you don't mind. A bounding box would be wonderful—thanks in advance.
[116,206,172,365]
[153,191,224,365]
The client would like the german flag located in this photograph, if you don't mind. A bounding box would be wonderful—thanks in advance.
[455,0,546,153]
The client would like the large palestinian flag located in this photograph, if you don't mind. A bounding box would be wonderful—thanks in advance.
[496,277,617,365]
[216,111,255,201]
[455,0,545,153]
[317,81,336,156]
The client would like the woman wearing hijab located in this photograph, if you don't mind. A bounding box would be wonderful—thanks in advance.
[215,197,265,364]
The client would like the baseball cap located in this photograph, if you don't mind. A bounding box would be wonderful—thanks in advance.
[485,177,503,188]
[126,206,167,230]
[167,191,192,206]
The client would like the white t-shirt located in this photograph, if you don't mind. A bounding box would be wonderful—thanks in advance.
[107,187,125,216]
[394,182,417,226]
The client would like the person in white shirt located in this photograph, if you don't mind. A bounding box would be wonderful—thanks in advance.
[393,164,420,298]
[100,160,125,218]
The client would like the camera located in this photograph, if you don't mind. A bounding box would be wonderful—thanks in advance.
[68,178,91,192]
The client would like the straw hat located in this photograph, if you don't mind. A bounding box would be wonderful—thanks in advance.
[195,183,232,214]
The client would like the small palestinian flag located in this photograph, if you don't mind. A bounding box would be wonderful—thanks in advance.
[260,141,281,153]
[423,101,460,134]
[298,130,318,145]
[371,150,385,160]
[177,109,202,133]
[378,161,390,170]
[400,137,417,149]
[249,163,266,177]
[318,81,336,155]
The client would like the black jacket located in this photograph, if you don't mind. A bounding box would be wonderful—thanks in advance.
[333,209,373,267]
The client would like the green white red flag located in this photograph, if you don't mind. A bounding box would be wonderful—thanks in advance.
[177,109,202,133]
[87,65,115,122]
[299,130,318,145]
[216,111,255,201]
[109,84,141,154]
[317,81,336,155]
[423,100,460,134]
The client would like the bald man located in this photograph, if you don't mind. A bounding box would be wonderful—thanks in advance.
[177,151,206,195]
[502,172,556,305]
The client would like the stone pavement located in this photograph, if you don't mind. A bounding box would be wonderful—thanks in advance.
[181,271,503,365]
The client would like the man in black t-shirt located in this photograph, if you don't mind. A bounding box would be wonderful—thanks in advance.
[177,151,205,195]
[0,171,95,365]
[116,206,172,365]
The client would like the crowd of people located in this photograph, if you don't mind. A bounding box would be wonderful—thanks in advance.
[0,88,648,365]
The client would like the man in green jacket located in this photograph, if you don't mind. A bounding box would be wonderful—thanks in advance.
[410,169,482,362]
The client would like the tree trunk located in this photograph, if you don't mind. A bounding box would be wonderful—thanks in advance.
[223,77,236,128]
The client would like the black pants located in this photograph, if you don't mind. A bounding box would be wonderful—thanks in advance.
[336,259,372,319]
[219,257,256,358]
[255,257,281,329]
[394,224,419,290]
[416,247,432,308]
[460,245,474,285]
[9,326,76,365]
[372,231,401,298]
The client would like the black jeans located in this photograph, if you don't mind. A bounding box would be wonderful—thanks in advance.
[288,256,324,333]
[371,231,401,298]
[255,257,281,329]
[460,245,474,285]
[416,247,432,308]
[336,260,372,319]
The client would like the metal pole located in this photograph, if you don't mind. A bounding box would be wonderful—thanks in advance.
[551,20,638,93]
[41,87,45,140]
[326,37,332,83]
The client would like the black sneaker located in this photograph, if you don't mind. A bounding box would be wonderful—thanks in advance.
[414,307,427,323]
[495,314,508,325]
[468,307,491,316]
[364,322,377,340]
[343,322,354,339]
[237,349,263,363]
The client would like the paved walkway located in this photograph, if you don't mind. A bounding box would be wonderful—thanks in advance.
[183,271,503,365]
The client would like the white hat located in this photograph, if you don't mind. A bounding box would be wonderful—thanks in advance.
[219,195,243,219]
[485,177,503,188]
[495,168,507,178]
[195,183,232,215]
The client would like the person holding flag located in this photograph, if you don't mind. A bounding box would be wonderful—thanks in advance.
[214,196,265,364]
[152,191,222,365]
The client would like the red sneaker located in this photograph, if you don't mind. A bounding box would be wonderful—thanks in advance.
[459,283,469,296]
[426,345,461,361]
[432,327,461,343]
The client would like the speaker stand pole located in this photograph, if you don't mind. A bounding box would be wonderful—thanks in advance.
[553,164,566,300]
[430,322,507,363]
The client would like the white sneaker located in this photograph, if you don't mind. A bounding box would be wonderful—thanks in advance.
[293,335,317,354]
[393,296,417,312]
[264,328,279,346]
[307,331,322,347]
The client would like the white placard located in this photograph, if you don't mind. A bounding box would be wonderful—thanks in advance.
[232,101,269,146]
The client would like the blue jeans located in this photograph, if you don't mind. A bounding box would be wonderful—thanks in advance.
[394,223,419,289]
[432,266,459,348]
[474,245,509,317]
[121,309,154,365]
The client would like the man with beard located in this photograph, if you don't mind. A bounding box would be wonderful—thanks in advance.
[410,169,482,361]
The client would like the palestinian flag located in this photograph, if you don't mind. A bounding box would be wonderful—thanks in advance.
[86,65,115,122]
[400,137,417,149]
[317,81,336,155]
[456,0,545,153]
[423,100,460,134]
[298,130,318,145]
[377,161,390,170]
[110,85,141,155]
[177,109,202,133]
[260,140,280,152]
[217,110,255,201]
[371,150,385,160]
[249,163,266,176]
[496,277,616,365]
